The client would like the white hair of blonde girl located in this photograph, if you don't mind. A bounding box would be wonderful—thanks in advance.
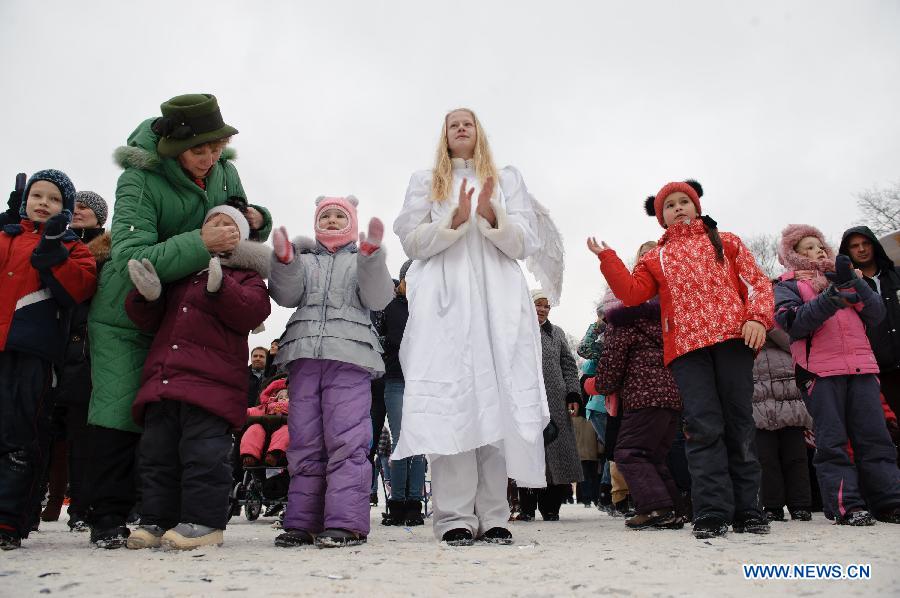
[430,108,499,202]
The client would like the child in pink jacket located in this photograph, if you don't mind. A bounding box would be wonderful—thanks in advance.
[774,223,900,526]
[241,378,290,467]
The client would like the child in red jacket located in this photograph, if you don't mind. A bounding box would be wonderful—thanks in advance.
[0,170,97,550]
[123,205,271,551]
[587,180,774,539]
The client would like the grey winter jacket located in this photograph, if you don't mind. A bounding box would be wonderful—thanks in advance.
[269,239,394,376]
[751,328,813,431]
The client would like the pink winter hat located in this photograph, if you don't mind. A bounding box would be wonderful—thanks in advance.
[314,195,359,253]
[777,223,835,271]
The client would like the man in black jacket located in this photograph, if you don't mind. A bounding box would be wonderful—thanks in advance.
[840,226,900,425]
[247,347,268,408]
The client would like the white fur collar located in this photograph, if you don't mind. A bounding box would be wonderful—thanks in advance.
[219,240,272,278]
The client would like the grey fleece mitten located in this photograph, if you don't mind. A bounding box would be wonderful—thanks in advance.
[207,256,223,293]
[127,259,162,301]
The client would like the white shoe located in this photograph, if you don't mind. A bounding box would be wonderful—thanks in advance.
[161,523,224,550]
[126,525,165,549]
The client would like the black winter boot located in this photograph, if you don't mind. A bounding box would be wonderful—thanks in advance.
[381,499,407,526]
[404,500,425,526]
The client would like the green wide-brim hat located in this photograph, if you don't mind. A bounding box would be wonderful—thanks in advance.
[153,93,239,158]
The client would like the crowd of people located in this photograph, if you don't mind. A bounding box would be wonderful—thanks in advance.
[0,94,898,553]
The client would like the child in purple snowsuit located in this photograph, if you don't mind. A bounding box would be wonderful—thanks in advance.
[268,196,394,548]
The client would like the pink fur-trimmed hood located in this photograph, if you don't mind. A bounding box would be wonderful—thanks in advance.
[777,223,836,272]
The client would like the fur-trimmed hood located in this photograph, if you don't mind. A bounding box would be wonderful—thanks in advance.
[777,223,836,272]
[219,240,272,278]
[605,298,662,327]
[113,117,237,171]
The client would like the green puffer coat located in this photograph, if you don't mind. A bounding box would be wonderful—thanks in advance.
[87,118,272,432]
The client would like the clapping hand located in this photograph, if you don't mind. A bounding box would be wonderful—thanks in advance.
[451,178,474,230]
[359,217,384,256]
[475,176,496,227]
[272,226,294,264]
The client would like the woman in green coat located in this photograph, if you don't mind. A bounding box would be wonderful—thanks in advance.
[85,94,272,548]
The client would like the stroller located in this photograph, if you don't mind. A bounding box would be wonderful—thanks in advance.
[229,414,289,522]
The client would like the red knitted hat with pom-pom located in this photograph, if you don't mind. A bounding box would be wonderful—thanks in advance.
[644,180,702,228]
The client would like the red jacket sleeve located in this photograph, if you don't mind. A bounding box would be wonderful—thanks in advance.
[598,249,659,307]
[40,241,97,307]
[206,270,272,333]
[728,234,775,329]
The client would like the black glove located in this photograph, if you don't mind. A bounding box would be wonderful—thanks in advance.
[43,213,68,237]
[825,254,857,286]
[35,213,69,251]
[31,214,71,270]
[2,173,25,225]
[543,420,559,446]
[823,283,859,308]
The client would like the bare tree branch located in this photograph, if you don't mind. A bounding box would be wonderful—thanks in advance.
[856,181,900,236]
[745,233,783,279]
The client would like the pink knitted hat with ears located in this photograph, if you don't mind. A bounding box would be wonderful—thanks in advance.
[314,195,359,253]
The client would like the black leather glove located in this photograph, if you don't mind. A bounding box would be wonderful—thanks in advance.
[826,254,857,286]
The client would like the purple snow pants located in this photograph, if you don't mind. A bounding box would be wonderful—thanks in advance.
[285,359,373,535]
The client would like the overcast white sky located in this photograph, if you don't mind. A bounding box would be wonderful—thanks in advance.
[2,0,899,345]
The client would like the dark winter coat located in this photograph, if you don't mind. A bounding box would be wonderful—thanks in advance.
[382,292,408,378]
[751,328,813,431]
[592,300,681,412]
[0,219,97,364]
[839,226,900,373]
[54,230,109,405]
[246,367,265,408]
[539,320,584,485]
[126,241,271,429]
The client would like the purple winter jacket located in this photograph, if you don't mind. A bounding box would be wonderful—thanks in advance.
[774,273,885,377]
[126,243,272,428]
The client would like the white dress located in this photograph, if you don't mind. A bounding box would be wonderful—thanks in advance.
[391,159,551,488]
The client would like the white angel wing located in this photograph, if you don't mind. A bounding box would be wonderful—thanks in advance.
[525,194,565,306]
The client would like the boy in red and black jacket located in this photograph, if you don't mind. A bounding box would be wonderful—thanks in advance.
[0,170,97,549]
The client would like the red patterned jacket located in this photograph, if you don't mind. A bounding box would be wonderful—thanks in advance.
[598,219,774,365]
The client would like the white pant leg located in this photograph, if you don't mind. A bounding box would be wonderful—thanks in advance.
[474,443,511,536]
[430,450,479,540]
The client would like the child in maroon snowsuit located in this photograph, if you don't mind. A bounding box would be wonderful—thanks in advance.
[268,196,394,548]
[124,205,271,550]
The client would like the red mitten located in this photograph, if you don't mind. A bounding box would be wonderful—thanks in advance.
[273,226,294,264]
[358,217,384,256]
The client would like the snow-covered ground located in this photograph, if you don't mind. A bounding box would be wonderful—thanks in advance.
[3,502,897,597]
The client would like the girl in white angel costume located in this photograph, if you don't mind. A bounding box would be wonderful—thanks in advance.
[392,108,563,545]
